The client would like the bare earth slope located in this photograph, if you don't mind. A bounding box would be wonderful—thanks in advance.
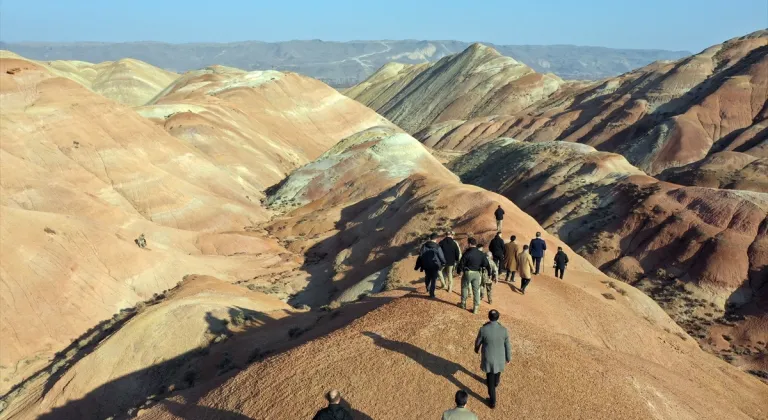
[9,124,767,419]
[135,128,768,420]
[2,275,293,420]
[346,43,571,133]
[0,53,390,392]
[141,292,768,420]
[449,139,768,370]
[659,151,768,193]
[408,31,768,177]
[138,66,394,193]
[0,50,178,106]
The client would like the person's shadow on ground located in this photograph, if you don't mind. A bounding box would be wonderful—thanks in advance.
[339,398,374,420]
[362,331,485,403]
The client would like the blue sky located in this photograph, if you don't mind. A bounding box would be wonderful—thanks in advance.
[0,0,765,52]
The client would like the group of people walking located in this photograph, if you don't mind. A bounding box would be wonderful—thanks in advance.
[416,205,570,314]
[314,206,571,418]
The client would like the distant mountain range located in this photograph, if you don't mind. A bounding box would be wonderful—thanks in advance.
[0,40,689,86]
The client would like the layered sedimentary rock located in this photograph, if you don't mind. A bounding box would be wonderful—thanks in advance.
[373,31,768,177]
[449,138,768,370]
[0,53,390,392]
[133,128,768,420]
[346,43,569,133]
[659,151,768,193]
[0,50,178,106]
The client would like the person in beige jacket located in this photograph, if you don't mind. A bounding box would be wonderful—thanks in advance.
[442,390,478,420]
[518,244,535,295]
[502,235,519,283]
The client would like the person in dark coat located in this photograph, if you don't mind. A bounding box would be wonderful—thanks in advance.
[554,246,569,279]
[474,309,511,409]
[312,390,353,420]
[414,233,446,298]
[494,205,505,232]
[529,232,547,275]
[489,231,506,273]
[439,231,462,293]
[457,237,491,314]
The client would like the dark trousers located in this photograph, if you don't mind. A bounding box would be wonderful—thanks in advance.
[521,277,531,291]
[555,266,565,279]
[505,270,516,282]
[493,256,503,272]
[424,269,439,297]
[532,256,542,274]
[486,372,501,404]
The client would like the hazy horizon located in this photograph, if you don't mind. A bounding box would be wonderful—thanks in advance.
[0,0,765,53]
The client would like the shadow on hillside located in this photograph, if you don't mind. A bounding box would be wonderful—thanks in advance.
[594,45,768,160]
[362,332,486,404]
[295,183,436,303]
[159,399,253,419]
[340,398,374,420]
[34,297,395,420]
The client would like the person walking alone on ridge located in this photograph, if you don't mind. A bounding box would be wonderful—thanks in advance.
[414,233,446,298]
[494,205,505,232]
[503,235,520,283]
[439,230,462,293]
[312,390,353,420]
[529,232,547,275]
[489,231,506,275]
[474,309,511,409]
[442,390,478,420]
[478,244,498,304]
[554,246,569,280]
[457,237,491,314]
[518,244,535,294]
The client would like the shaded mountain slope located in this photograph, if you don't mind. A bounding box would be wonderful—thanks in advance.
[659,151,768,193]
[407,31,768,177]
[0,53,389,392]
[346,43,571,133]
[449,139,768,370]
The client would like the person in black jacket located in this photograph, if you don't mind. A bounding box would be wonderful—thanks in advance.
[457,237,492,314]
[439,231,462,293]
[494,205,505,232]
[553,247,569,279]
[415,233,446,298]
[312,390,353,420]
[489,231,506,274]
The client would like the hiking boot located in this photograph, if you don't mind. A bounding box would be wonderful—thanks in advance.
[472,307,479,314]
[458,303,465,309]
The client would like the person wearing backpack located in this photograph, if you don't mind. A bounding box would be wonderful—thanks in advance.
[414,233,446,298]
